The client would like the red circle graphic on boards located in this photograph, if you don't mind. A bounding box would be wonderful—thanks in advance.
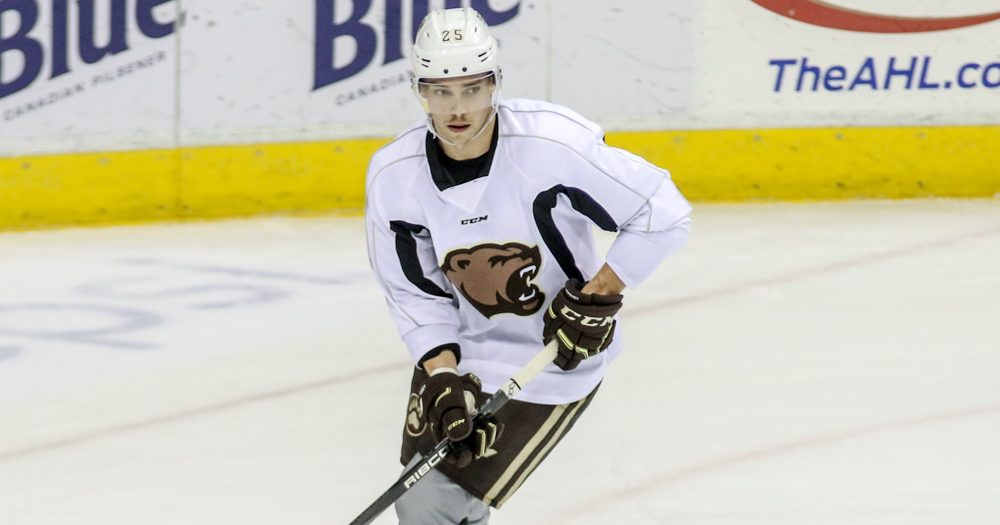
[750,0,1000,33]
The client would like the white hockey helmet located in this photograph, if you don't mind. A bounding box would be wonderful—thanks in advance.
[410,7,500,81]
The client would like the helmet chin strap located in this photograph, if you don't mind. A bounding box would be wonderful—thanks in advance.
[427,104,499,148]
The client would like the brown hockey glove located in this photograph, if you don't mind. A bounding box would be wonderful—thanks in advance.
[418,370,503,467]
[543,278,624,371]
[447,412,502,467]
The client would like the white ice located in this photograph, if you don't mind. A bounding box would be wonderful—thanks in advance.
[1,200,998,524]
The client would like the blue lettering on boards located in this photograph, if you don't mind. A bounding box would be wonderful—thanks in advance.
[918,56,939,89]
[0,0,45,99]
[849,58,878,90]
[313,0,521,92]
[0,0,176,101]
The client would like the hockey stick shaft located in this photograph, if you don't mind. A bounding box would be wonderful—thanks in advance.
[348,340,559,525]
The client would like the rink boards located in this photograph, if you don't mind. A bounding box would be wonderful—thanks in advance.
[4,1,1000,230]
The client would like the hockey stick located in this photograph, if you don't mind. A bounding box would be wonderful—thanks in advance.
[348,340,559,525]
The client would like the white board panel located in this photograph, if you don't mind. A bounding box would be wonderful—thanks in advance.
[0,0,178,156]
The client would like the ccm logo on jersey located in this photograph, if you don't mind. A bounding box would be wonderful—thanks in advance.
[461,215,488,225]
[403,448,449,488]
[560,306,614,327]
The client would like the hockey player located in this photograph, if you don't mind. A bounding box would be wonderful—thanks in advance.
[365,7,692,524]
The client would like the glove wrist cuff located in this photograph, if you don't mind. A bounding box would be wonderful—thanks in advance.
[429,367,458,377]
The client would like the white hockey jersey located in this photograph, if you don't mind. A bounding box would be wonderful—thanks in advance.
[366,99,692,405]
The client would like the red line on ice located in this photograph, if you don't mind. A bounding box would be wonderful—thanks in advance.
[0,361,411,462]
[3,222,998,462]
[550,403,1000,522]
[628,223,1000,317]
[557,222,1000,520]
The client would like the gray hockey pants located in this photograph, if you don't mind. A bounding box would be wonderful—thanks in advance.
[395,453,491,525]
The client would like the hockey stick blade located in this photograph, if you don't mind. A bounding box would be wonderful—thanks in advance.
[347,340,559,525]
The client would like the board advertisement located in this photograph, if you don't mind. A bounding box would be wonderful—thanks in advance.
[0,0,177,155]
[2,0,998,229]
[1,0,695,156]
[694,0,1000,129]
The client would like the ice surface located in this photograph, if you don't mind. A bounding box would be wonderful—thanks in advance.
[1,200,998,524]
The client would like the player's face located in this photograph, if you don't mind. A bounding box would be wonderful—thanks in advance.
[417,73,496,146]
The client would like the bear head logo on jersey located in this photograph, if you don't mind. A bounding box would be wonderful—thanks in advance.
[441,242,545,318]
